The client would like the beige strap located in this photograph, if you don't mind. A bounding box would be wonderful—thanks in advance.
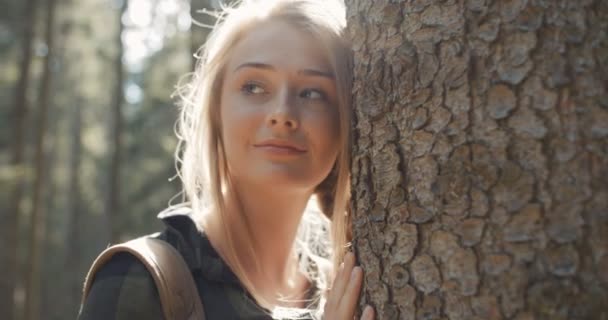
[81,237,205,320]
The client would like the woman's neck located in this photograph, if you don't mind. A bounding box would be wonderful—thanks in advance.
[204,181,312,305]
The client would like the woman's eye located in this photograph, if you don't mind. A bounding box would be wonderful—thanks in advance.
[300,88,327,100]
[241,82,266,95]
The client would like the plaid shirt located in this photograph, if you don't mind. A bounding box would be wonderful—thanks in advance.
[78,209,316,320]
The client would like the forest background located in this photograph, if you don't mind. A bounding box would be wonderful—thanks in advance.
[1,0,218,319]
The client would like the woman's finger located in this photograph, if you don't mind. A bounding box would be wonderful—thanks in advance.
[360,305,374,320]
[324,261,344,311]
[337,265,363,318]
[332,252,356,301]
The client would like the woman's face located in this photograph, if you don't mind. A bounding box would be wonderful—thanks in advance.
[219,19,341,192]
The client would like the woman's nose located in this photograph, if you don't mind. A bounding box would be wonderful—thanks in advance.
[266,88,299,130]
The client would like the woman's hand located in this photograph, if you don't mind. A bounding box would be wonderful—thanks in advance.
[324,252,375,320]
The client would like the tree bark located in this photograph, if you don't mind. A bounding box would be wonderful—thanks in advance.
[23,0,58,318]
[347,0,608,319]
[2,0,39,318]
[105,0,128,244]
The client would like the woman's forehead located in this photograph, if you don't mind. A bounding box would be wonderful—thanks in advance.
[226,19,332,75]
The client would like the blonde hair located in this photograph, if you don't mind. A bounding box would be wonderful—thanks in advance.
[172,0,352,318]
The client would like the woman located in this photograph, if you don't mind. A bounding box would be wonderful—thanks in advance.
[79,0,373,319]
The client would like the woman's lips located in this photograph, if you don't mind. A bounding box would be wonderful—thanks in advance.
[253,139,307,155]
[255,145,306,155]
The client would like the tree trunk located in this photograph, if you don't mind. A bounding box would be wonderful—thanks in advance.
[64,97,83,308]
[347,0,608,319]
[105,0,128,244]
[2,0,39,318]
[23,0,57,318]
[40,105,59,320]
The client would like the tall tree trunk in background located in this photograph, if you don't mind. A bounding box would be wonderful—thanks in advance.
[39,105,59,320]
[2,0,39,318]
[347,0,607,319]
[23,0,58,318]
[64,97,83,310]
[48,6,80,316]
[105,0,128,244]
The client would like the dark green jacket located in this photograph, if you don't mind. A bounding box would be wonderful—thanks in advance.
[78,209,315,320]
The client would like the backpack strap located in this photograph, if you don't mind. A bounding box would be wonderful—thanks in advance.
[81,237,206,320]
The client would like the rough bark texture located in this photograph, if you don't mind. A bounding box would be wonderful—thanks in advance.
[347,0,607,319]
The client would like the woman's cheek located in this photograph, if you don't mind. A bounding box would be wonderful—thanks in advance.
[306,108,340,149]
[315,106,340,138]
[223,97,260,129]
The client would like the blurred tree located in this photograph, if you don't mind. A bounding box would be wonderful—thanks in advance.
[121,28,189,236]
[105,0,128,245]
[63,96,83,312]
[347,0,608,319]
[38,0,126,317]
[1,0,39,318]
[23,0,58,318]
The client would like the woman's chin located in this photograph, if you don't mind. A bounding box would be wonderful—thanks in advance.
[248,167,319,192]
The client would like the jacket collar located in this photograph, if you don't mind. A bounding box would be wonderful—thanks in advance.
[157,207,242,286]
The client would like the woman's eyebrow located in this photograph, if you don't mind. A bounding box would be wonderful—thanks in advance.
[298,68,334,80]
[234,62,334,79]
[234,62,274,72]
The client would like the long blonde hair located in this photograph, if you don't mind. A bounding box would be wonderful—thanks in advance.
[172,0,353,317]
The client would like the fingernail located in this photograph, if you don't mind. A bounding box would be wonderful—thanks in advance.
[351,266,360,280]
[363,305,373,319]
